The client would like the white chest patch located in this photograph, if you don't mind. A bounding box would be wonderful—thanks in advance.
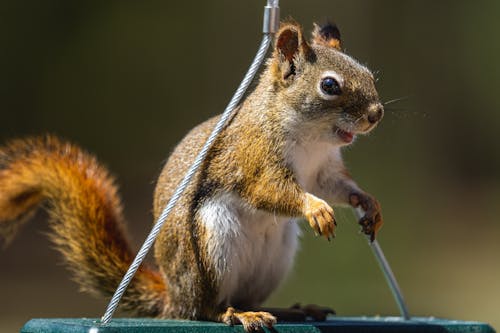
[199,192,300,308]
[286,139,342,192]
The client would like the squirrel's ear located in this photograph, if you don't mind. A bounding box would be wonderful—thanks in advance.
[273,23,313,81]
[311,22,342,50]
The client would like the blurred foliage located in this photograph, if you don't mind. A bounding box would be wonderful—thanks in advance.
[1,0,500,331]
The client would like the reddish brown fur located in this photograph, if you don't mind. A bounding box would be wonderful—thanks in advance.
[0,135,166,316]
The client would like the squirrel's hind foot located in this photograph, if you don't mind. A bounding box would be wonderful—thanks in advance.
[220,307,277,332]
[261,303,335,322]
[289,303,336,321]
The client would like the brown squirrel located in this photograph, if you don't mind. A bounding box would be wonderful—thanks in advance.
[0,21,383,331]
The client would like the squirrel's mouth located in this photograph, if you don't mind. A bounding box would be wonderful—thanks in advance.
[334,127,355,143]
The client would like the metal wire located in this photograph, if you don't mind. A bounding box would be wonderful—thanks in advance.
[100,33,273,326]
[354,208,411,320]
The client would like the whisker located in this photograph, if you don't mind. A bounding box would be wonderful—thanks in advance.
[372,70,381,83]
[384,107,410,112]
[383,96,411,106]
[347,115,364,131]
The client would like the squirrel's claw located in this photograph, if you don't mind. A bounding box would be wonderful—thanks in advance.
[304,193,336,240]
[349,192,383,241]
[359,216,378,241]
[221,307,277,333]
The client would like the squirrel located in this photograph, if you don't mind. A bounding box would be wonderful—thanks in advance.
[0,21,383,331]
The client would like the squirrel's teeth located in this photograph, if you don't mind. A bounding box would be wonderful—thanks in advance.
[336,128,354,143]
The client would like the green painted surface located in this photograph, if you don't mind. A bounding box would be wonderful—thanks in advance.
[21,317,495,333]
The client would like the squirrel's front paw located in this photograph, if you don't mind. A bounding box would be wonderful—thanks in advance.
[349,192,383,241]
[304,193,336,240]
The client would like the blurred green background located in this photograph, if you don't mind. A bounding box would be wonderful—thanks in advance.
[1,0,500,331]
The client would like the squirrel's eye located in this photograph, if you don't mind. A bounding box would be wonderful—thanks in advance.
[320,77,341,96]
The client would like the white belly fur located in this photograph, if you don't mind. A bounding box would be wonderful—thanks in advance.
[199,191,300,308]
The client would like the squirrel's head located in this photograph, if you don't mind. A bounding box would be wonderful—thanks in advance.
[268,21,383,146]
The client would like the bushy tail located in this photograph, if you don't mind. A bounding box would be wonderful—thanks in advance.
[0,135,166,316]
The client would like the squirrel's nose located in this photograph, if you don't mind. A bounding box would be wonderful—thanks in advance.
[367,103,384,124]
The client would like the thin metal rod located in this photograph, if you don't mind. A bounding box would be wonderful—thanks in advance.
[100,30,275,328]
[354,208,411,320]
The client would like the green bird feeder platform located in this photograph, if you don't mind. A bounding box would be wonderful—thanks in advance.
[21,317,495,333]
